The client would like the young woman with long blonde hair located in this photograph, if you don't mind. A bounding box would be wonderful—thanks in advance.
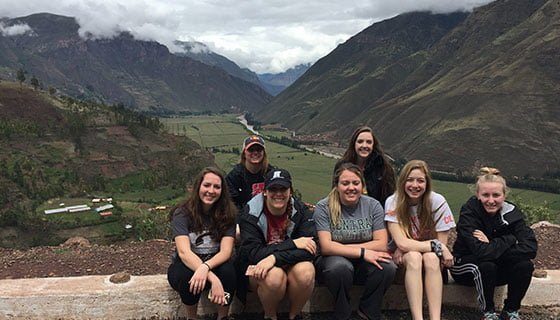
[384,160,455,320]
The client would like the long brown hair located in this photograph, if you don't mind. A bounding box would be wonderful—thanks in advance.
[173,167,236,240]
[395,160,436,240]
[339,126,395,199]
[329,163,365,227]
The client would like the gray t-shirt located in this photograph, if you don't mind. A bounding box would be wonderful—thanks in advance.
[172,207,235,258]
[314,195,385,244]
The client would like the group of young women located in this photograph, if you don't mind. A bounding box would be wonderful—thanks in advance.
[167,128,537,320]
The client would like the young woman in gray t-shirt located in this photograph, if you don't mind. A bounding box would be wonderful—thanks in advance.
[314,163,396,320]
[167,167,237,320]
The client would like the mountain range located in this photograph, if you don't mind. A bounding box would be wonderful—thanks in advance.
[257,0,560,177]
[174,40,310,96]
[0,13,271,113]
[1,1,559,177]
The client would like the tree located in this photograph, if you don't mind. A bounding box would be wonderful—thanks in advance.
[16,68,26,88]
[30,75,39,90]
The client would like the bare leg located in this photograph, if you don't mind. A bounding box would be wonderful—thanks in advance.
[404,251,424,320]
[423,253,442,320]
[250,267,287,319]
[286,261,315,319]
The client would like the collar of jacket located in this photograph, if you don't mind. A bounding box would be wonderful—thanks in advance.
[469,196,521,225]
[246,193,297,239]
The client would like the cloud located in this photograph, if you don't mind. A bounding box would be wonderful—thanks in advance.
[0,0,496,73]
[0,22,33,36]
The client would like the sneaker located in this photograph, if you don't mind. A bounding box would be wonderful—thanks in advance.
[501,310,521,320]
[481,311,500,320]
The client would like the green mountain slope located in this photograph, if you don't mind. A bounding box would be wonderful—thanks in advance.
[0,13,271,113]
[257,0,560,176]
[0,82,212,229]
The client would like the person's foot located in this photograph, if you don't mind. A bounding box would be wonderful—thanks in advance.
[501,309,521,320]
[289,315,303,320]
[481,310,500,320]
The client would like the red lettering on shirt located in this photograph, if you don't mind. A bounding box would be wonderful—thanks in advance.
[252,182,265,196]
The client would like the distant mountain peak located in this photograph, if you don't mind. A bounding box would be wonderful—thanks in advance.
[0,12,271,113]
[174,40,211,54]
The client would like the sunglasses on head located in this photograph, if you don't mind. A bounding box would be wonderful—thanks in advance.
[247,145,264,152]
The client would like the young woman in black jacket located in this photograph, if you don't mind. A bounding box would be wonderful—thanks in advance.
[333,126,395,207]
[226,135,274,211]
[451,167,537,320]
[237,168,316,320]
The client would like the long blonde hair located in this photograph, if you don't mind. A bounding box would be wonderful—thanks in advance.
[476,167,509,196]
[329,163,365,227]
[395,160,436,240]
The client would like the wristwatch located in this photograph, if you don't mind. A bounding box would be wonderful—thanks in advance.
[430,239,443,258]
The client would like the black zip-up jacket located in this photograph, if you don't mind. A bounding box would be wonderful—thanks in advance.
[235,193,317,303]
[225,163,274,211]
[453,196,537,263]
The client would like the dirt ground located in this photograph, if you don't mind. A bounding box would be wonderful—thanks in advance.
[1,224,559,319]
[0,224,558,279]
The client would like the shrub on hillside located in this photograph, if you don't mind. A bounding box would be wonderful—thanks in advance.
[509,195,556,225]
[132,209,170,241]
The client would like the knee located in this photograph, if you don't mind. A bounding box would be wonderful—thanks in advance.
[383,261,398,279]
[290,262,315,288]
[478,261,498,275]
[513,260,534,275]
[422,252,441,272]
[322,257,354,280]
[262,268,287,291]
[404,251,423,271]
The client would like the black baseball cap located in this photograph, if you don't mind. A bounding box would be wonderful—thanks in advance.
[265,169,292,189]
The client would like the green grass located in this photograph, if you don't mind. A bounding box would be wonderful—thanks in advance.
[26,113,559,246]
[112,186,184,203]
[433,180,560,219]
[163,114,560,214]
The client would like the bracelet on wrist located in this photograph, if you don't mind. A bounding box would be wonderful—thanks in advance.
[430,240,443,258]
[202,262,211,270]
[359,248,365,260]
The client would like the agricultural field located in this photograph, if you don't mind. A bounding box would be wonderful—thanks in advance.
[162,114,560,219]
[162,115,336,202]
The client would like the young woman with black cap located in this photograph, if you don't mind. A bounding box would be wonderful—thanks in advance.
[236,168,316,320]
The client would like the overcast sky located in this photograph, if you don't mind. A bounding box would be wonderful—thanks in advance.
[0,0,494,73]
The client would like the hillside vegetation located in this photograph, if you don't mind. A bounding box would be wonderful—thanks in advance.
[0,82,212,246]
[164,114,559,218]
[257,0,560,177]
